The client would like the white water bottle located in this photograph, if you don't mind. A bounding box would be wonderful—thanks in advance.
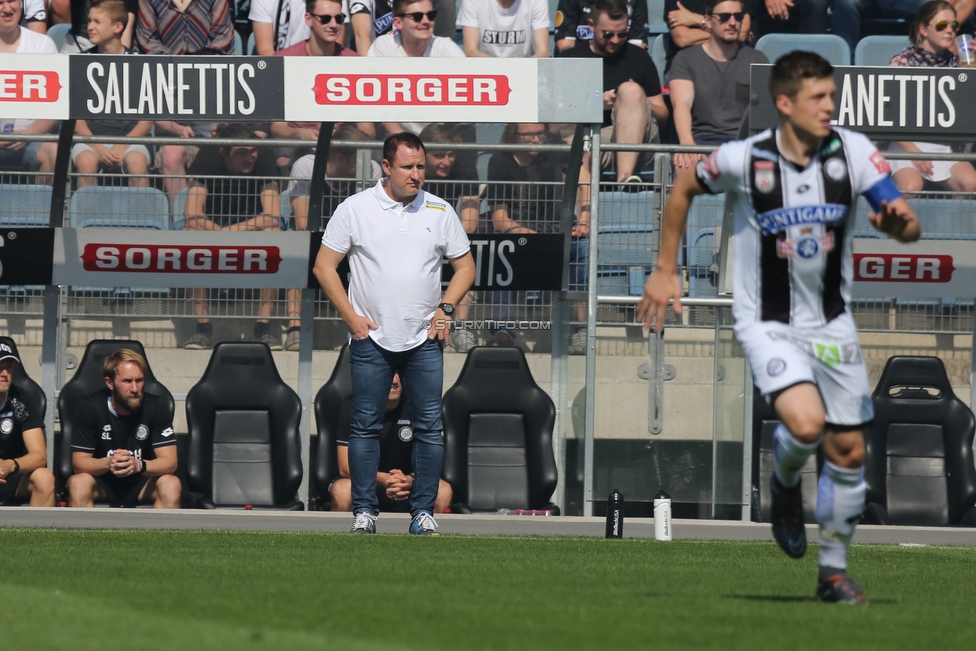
[653,491,671,541]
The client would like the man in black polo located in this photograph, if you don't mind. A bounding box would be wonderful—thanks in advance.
[67,349,181,508]
[0,342,55,506]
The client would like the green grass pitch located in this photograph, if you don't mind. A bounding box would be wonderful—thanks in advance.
[0,529,973,650]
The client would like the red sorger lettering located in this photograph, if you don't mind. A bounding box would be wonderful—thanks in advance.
[0,70,62,102]
[853,254,953,282]
[312,75,512,106]
[81,244,282,273]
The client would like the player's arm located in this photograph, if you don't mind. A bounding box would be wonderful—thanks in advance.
[144,445,177,476]
[13,427,48,475]
[72,451,111,476]
[351,12,374,56]
[864,177,921,243]
[636,167,706,330]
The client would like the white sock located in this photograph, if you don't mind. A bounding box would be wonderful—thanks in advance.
[815,460,866,571]
[773,423,820,488]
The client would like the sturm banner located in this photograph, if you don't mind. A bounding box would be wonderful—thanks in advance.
[68,55,285,122]
[750,64,974,140]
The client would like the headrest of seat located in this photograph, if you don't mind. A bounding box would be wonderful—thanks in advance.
[64,339,163,401]
[447,347,547,412]
[195,342,287,407]
[324,344,352,396]
[875,356,952,396]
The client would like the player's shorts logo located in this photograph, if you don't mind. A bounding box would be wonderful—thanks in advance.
[398,425,414,442]
[815,343,842,366]
[824,158,848,181]
[135,424,149,441]
[754,161,775,193]
[767,358,787,376]
[0,418,12,435]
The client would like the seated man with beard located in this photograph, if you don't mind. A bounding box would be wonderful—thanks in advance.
[66,349,181,508]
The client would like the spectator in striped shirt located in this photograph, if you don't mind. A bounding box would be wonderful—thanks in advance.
[137,0,235,54]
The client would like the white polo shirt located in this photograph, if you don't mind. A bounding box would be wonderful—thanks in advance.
[322,179,471,352]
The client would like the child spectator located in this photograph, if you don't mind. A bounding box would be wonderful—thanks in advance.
[70,0,152,189]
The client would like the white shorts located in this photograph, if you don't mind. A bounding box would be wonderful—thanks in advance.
[887,142,956,183]
[70,143,151,170]
[734,312,874,427]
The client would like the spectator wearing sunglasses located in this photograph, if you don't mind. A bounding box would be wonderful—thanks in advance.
[564,0,669,185]
[554,0,649,52]
[367,0,463,138]
[251,0,349,54]
[748,0,829,43]
[670,0,766,171]
[885,0,976,194]
[664,0,751,79]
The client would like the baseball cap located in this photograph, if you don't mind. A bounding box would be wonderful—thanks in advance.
[0,342,21,365]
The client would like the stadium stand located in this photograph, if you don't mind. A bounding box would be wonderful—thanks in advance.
[854,34,911,65]
[45,22,72,51]
[185,342,304,510]
[755,33,851,66]
[595,190,655,297]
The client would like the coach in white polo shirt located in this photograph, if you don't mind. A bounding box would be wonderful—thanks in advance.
[314,132,475,536]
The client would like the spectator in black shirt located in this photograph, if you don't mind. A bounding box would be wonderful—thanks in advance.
[564,0,669,185]
[183,123,283,350]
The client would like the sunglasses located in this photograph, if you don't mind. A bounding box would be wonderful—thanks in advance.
[601,29,629,39]
[933,19,959,31]
[310,12,345,24]
[516,130,547,140]
[398,10,437,22]
[710,11,745,23]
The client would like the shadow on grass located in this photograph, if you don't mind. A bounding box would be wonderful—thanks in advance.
[724,595,898,604]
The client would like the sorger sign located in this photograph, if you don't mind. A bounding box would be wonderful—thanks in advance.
[312,74,511,106]
[0,70,61,102]
[853,254,954,283]
[0,55,68,120]
[81,244,281,274]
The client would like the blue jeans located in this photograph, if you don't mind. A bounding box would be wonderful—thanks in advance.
[348,336,444,516]
[830,0,925,60]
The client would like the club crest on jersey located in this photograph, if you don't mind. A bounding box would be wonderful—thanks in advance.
[702,151,721,182]
[398,425,414,442]
[824,158,848,181]
[754,161,775,193]
[135,424,149,441]
[0,418,12,435]
[776,231,835,258]
[767,359,787,377]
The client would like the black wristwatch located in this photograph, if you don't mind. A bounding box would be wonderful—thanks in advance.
[437,302,455,316]
[139,459,147,475]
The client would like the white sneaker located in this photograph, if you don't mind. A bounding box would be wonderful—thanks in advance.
[350,511,377,534]
[408,511,440,536]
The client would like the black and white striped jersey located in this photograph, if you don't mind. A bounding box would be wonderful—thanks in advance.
[695,127,892,329]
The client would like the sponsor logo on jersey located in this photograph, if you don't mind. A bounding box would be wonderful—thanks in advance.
[554,10,564,27]
[797,184,810,193]
[424,201,446,211]
[757,204,847,234]
[135,424,149,441]
[766,358,786,377]
[870,151,891,175]
[824,158,848,181]
[0,418,12,435]
[398,425,414,442]
[161,427,174,438]
[777,231,835,259]
[754,161,775,193]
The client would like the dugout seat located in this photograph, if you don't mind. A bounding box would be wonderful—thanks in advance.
[863,356,976,526]
[311,344,352,509]
[441,346,559,514]
[0,338,47,505]
[751,386,819,523]
[185,342,304,510]
[55,340,175,496]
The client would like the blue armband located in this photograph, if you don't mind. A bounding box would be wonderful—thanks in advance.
[863,176,902,213]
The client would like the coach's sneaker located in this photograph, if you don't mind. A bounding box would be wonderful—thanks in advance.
[816,573,868,604]
[409,511,440,536]
[770,474,807,558]
[350,511,377,534]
